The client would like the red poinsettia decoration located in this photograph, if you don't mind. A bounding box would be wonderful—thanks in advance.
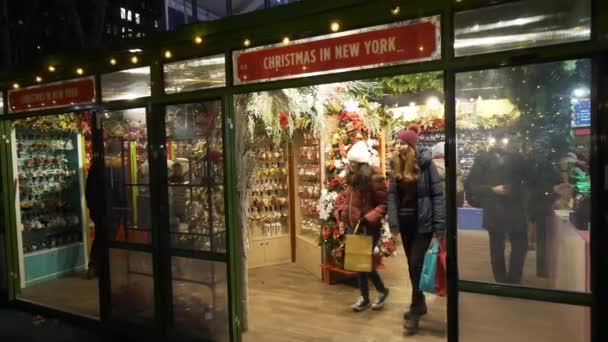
[333,227,341,240]
[327,175,346,190]
[323,228,332,240]
[278,111,289,128]
[208,150,224,162]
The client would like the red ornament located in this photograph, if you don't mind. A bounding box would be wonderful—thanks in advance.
[278,111,289,128]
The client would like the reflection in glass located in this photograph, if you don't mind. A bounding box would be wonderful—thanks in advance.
[196,0,228,22]
[232,0,264,15]
[166,101,225,252]
[164,55,226,94]
[101,67,151,102]
[454,0,591,56]
[269,0,301,7]
[0,92,4,114]
[170,257,229,341]
[457,60,591,292]
[109,249,155,323]
[103,108,151,244]
[460,292,589,342]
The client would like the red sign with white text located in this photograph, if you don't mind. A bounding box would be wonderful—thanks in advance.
[233,17,440,84]
[9,77,96,112]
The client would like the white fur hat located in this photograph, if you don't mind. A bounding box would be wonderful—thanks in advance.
[432,142,445,158]
[347,141,372,164]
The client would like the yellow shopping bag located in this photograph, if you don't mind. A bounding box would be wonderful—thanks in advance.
[344,221,373,272]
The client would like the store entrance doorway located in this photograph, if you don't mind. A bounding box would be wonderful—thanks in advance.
[11,112,99,318]
[236,73,448,342]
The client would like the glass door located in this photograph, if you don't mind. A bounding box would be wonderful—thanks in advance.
[100,108,156,325]
[162,100,230,341]
[454,59,593,342]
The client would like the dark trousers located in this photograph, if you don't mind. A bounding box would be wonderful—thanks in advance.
[400,227,433,311]
[357,230,386,300]
[358,269,386,300]
[88,216,101,270]
[488,230,528,284]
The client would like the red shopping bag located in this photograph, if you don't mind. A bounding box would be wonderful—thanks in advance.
[115,222,126,242]
[435,238,447,297]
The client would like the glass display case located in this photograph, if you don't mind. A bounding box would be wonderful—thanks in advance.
[166,101,226,253]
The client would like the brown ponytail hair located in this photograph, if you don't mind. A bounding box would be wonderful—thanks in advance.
[391,146,419,183]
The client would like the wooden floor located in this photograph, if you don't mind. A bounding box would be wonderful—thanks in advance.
[245,241,446,342]
[244,231,588,342]
[19,272,99,318]
[15,230,588,342]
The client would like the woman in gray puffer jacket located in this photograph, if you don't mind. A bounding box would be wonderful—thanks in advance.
[387,125,445,335]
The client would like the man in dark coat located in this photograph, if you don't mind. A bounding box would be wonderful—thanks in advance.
[465,131,528,284]
[85,157,104,279]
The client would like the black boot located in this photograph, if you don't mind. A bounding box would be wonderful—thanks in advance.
[404,315,420,335]
[403,292,427,320]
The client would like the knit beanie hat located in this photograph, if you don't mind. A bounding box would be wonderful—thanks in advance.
[347,141,372,164]
[432,142,445,158]
[396,124,420,147]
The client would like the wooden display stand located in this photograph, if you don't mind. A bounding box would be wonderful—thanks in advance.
[247,143,292,269]
[292,132,323,279]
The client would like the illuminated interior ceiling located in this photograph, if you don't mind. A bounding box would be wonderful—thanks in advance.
[164,56,226,94]
[102,67,151,101]
[454,0,591,56]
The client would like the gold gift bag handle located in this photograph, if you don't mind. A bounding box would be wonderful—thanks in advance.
[353,220,361,234]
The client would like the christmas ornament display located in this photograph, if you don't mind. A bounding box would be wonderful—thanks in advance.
[16,130,83,253]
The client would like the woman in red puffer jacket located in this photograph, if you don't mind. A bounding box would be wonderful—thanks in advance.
[339,140,389,312]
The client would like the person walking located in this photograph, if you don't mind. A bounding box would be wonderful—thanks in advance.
[388,125,445,335]
[85,158,103,279]
[340,140,390,312]
[465,130,528,284]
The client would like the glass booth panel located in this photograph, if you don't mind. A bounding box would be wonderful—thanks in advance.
[454,0,591,57]
[196,0,228,22]
[164,55,226,94]
[460,292,589,342]
[269,0,301,8]
[456,60,591,292]
[109,248,155,323]
[165,101,225,253]
[169,257,229,341]
[232,0,264,15]
[102,108,152,245]
[101,67,151,102]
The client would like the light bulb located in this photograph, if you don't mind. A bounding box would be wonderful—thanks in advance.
[131,56,139,64]
[243,39,251,47]
[12,83,19,89]
[330,22,340,32]
[282,37,290,45]
[35,76,42,83]
[164,50,172,59]
[194,36,203,44]
[391,5,400,15]
[110,58,117,65]
[48,65,56,72]
[76,68,84,75]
